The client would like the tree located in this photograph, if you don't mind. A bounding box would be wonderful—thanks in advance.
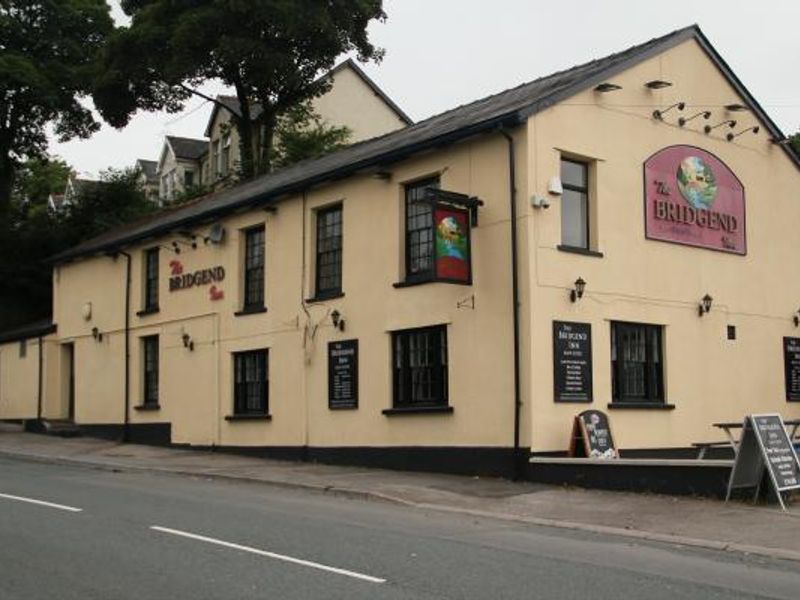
[790,132,800,159]
[272,103,351,170]
[0,1,113,217]
[94,0,385,179]
[12,157,72,210]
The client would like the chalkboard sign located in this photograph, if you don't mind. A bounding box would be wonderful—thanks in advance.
[553,321,593,403]
[726,414,800,510]
[783,337,800,402]
[569,410,617,459]
[328,340,358,409]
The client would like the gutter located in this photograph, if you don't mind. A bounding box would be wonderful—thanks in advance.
[499,128,524,481]
[110,251,132,443]
[36,335,43,421]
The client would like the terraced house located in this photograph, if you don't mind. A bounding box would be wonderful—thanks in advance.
[2,26,799,485]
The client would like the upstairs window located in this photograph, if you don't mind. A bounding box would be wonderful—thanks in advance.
[404,178,440,281]
[560,159,590,250]
[233,349,269,416]
[315,204,343,298]
[392,325,449,408]
[611,322,664,404]
[143,247,159,312]
[243,225,265,310]
[142,336,159,407]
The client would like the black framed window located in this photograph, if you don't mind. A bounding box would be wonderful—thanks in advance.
[233,350,268,415]
[243,226,265,310]
[142,336,159,406]
[560,159,589,250]
[405,177,440,281]
[143,247,159,311]
[392,325,448,407]
[611,322,664,403]
[315,205,343,297]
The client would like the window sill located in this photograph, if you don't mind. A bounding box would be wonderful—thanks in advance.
[305,292,344,304]
[224,414,272,421]
[393,278,434,289]
[382,405,453,416]
[136,307,160,317]
[134,404,160,411]
[557,245,604,258]
[607,402,675,410]
[234,306,268,317]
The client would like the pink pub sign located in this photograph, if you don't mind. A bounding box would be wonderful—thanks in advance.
[644,145,746,255]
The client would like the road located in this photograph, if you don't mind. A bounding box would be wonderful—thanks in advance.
[0,456,798,599]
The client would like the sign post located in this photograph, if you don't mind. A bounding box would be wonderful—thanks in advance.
[725,414,800,510]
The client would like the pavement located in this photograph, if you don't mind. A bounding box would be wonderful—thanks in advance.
[1,422,799,564]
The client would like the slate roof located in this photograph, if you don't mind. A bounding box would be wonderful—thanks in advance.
[0,319,56,345]
[167,136,208,160]
[53,25,797,264]
[136,159,158,182]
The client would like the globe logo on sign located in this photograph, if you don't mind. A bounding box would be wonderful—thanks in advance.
[676,155,718,209]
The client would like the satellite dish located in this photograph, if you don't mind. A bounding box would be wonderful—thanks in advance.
[206,223,226,245]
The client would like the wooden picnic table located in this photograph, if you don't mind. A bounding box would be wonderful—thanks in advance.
[713,418,800,449]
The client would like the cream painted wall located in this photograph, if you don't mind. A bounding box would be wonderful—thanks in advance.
[0,339,39,419]
[525,38,800,452]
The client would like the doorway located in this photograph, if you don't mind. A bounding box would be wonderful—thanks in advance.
[62,343,75,421]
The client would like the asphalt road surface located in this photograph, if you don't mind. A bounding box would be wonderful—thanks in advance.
[1,456,798,600]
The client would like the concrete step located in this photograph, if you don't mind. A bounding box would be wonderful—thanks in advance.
[42,420,81,438]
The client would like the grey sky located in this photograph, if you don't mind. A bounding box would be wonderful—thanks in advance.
[49,0,800,177]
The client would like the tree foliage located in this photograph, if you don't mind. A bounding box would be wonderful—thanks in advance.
[94,0,385,179]
[272,103,351,170]
[12,157,72,210]
[790,131,800,159]
[0,0,113,216]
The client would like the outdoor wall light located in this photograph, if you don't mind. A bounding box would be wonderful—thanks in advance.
[699,294,713,317]
[570,278,587,303]
[82,302,92,321]
[594,83,622,92]
[182,333,194,351]
[645,80,672,90]
[793,310,800,328]
[652,102,685,120]
[726,126,760,142]
[678,110,711,127]
[704,119,736,134]
[330,309,346,332]
[91,327,103,342]
[171,239,197,254]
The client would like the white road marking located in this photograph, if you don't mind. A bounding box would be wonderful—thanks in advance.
[150,525,385,584]
[0,492,83,513]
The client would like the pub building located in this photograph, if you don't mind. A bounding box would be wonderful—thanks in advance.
[2,25,800,494]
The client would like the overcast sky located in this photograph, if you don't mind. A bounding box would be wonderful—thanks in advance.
[49,0,800,178]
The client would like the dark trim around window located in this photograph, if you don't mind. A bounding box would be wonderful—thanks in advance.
[315,204,343,298]
[232,349,269,416]
[390,324,449,410]
[611,321,665,405]
[403,177,440,283]
[143,247,159,313]
[142,335,159,407]
[242,225,265,311]
[560,158,590,251]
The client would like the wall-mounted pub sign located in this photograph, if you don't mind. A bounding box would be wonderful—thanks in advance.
[168,259,226,300]
[783,337,800,402]
[415,188,481,286]
[553,321,593,402]
[644,145,746,255]
[328,339,358,409]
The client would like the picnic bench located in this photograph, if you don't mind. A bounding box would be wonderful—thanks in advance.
[694,418,800,459]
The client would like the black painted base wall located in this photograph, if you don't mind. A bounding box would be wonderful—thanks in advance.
[79,423,172,447]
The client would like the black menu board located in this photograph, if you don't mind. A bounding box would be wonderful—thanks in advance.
[328,340,358,409]
[553,321,592,402]
[751,414,800,492]
[783,337,800,402]
[569,410,617,459]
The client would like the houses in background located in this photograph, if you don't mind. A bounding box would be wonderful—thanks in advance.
[136,59,412,204]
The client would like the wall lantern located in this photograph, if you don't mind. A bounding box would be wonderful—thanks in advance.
[793,310,800,328]
[594,83,622,92]
[727,126,759,142]
[645,80,672,90]
[704,119,736,135]
[698,294,713,317]
[182,333,194,351]
[91,327,103,342]
[570,277,587,303]
[678,110,711,127]
[652,102,685,120]
[330,309,346,332]
[82,302,92,321]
